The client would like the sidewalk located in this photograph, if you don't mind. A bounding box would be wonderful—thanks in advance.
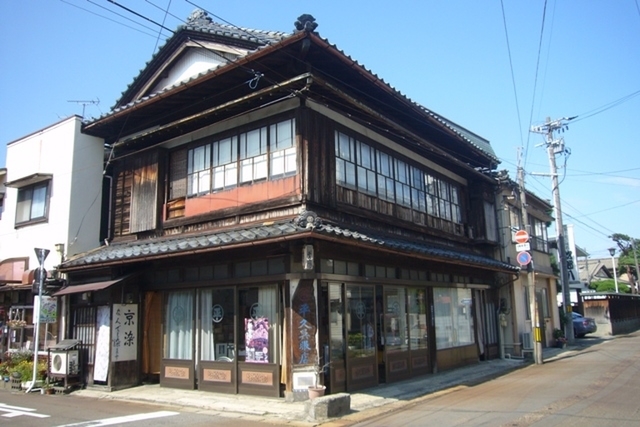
[70,344,585,426]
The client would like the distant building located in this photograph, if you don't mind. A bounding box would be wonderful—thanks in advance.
[496,177,558,356]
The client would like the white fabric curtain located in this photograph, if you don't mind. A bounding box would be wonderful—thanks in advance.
[93,306,111,382]
[200,290,215,361]
[166,290,193,359]
[259,286,277,359]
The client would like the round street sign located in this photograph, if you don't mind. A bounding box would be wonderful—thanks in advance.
[517,251,532,266]
[514,230,529,244]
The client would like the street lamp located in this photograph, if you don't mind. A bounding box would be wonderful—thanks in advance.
[608,247,619,293]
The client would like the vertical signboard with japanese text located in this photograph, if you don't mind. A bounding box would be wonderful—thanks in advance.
[112,304,138,362]
[291,279,318,366]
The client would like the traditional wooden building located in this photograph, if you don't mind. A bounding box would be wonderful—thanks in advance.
[59,11,519,397]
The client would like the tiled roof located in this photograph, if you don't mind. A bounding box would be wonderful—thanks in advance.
[85,13,498,163]
[62,221,301,268]
[62,212,518,274]
[98,10,290,117]
[317,223,518,272]
[178,9,289,44]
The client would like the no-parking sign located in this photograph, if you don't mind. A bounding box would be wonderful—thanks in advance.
[517,251,532,266]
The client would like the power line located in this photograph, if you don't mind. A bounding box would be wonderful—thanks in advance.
[523,0,549,170]
[107,0,176,35]
[561,166,640,179]
[572,199,640,220]
[571,89,640,124]
[59,0,162,38]
[150,0,172,53]
[499,0,525,150]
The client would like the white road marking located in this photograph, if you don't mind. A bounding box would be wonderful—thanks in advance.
[55,410,180,426]
[0,402,50,418]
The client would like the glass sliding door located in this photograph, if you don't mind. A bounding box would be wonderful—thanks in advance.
[237,285,281,396]
[345,284,377,391]
[434,287,476,370]
[407,287,430,374]
[383,287,411,382]
[199,288,236,393]
[328,282,346,393]
[161,290,195,389]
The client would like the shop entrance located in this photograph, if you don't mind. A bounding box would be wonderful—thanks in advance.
[328,283,432,392]
[159,285,281,396]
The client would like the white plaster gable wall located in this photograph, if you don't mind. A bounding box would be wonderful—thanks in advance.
[0,116,103,273]
[150,48,230,94]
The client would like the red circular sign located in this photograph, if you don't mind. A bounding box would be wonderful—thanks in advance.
[514,230,529,244]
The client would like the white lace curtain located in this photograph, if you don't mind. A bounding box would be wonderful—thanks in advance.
[166,290,193,359]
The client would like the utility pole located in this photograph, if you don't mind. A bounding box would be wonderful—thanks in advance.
[517,151,543,364]
[531,117,575,344]
[631,240,640,294]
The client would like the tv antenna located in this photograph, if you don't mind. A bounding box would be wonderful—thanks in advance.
[67,98,100,117]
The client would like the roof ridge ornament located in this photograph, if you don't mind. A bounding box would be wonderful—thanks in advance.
[294,14,318,33]
[187,9,213,26]
[295,210,321,230]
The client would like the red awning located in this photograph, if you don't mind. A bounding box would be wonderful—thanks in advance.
[53,277,127,296]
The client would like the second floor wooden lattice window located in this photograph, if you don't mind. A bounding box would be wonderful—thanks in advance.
[182,118,296,198]
[335,131,462,225]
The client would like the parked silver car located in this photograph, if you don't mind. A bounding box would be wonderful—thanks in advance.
[572,312,597,338]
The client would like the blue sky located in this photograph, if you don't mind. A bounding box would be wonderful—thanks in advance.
[1,1,639,259]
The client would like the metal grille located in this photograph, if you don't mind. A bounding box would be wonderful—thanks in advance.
[73,307,96,368]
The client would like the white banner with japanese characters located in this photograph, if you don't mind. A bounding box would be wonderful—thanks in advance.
[112,304,138,362]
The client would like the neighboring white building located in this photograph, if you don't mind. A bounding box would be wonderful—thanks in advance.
[0,116,104,353]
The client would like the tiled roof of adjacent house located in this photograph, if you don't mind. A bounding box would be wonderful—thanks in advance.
[61,212,518,274]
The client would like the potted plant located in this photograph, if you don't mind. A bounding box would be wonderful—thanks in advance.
[41,380,55,395]
[308,361,329,400]
[553,328,567,348]
[7,319,27,329]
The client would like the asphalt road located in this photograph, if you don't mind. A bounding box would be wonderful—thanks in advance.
[343,332,640,427]
[0,387,282,427]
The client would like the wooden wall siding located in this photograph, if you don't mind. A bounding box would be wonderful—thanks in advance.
[130,152,161,233]
[183,175,300,217]
[436,344,478,371]
[412,210,427,226]
[113,169,133,237]
[163,206,301,237]
[303,109,336,207]
[168,148,187,200]
[111,360,139,389]
[396,205,413,223]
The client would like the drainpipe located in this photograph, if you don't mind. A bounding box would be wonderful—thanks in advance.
[104,174,113,243]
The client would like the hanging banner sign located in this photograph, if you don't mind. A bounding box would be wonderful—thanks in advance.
[112,304,138,362]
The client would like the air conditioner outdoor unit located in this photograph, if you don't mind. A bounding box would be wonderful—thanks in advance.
[50,350,79,375]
